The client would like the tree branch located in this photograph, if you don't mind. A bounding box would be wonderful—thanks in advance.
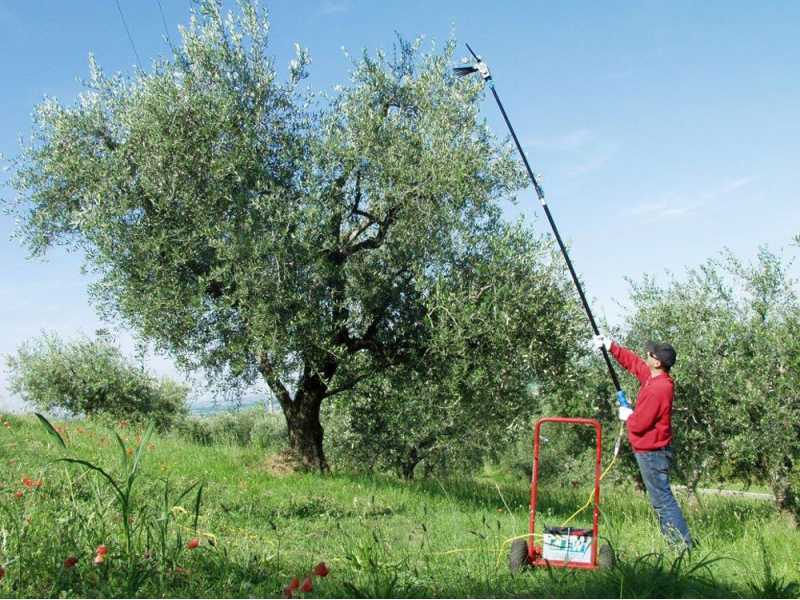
[258,353,292,408]
[343,205,399,257]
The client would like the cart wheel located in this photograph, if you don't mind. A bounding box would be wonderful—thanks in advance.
[509,539,529,573]
[598,543,615,569]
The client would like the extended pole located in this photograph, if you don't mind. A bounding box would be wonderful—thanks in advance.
[460,44,629,407]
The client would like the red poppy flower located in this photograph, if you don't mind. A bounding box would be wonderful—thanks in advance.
[288,577,300,591]
[14,490,24,499]
[186,538,200,550]
[96,544,108,556]
[64,556,78,569]
[300,577,313,593]
[312,562,330,577]
[93,554,105,566]
[281,587,293,599]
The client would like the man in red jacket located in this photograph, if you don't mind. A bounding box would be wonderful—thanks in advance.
[592,335,692,549]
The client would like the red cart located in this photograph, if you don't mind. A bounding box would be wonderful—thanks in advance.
[509,417,614,571]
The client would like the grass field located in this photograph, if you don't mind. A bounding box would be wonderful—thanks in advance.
[1,413,798,598]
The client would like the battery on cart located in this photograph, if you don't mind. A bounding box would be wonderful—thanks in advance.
[542,526,593,564]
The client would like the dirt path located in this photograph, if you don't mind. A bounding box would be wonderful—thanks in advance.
[674,485,774,501]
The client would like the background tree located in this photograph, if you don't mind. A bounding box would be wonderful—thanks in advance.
[9,1,543,470]
[6,332,189,430]
[618,247,800,523]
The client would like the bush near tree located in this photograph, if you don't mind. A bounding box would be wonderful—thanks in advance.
[6,333,189,430]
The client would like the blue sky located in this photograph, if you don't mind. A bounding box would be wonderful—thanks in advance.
[2,1,799,411]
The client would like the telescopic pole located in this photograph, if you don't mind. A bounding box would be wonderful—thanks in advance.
[462,44,629,408]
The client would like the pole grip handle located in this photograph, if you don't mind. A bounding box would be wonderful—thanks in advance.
[615,390,630,408]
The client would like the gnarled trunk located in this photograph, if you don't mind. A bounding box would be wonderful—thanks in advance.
[283,394,328,473]
[260,354,331,473]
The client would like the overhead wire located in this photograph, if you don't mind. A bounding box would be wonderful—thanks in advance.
[115,0,144,70]
[155,0,175,49]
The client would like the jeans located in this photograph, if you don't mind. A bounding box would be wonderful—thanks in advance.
[635,447,692,549]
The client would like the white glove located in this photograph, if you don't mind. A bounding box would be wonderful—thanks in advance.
[591,334,612,353]
[618,406,633,422]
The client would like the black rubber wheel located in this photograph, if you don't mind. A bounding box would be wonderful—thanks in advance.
[598,542,615,569]
[509,539,529,573]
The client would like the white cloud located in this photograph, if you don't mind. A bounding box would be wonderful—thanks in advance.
[716,176,755,196]
[565,148,616,178]
[318,0,352,15]
[626,202,697,221]
[526,128,594,151]
[625,176,755,223]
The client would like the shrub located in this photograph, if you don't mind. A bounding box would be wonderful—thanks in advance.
[5,333,188,430]
[176,408,286,450]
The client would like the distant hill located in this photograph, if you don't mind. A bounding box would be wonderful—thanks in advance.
[189,394,280,416]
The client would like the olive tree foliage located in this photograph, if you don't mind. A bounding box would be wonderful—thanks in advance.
[619,247,800,523]
[5,333,189,429]
[8,0,530,470]
[324,224,587,479]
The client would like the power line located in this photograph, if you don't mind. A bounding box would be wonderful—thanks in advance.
[155,0,175,49]
[115,0,143,70]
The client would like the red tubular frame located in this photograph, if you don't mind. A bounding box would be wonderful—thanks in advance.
[528,417,603,570]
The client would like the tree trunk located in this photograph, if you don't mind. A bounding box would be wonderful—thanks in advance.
[283,392,329,473]
[685,466,704,509]
[259,355,330,473]
[400,447,421,480]
[772,480,798,527]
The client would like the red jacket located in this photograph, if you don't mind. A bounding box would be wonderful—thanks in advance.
[610,342,674,452]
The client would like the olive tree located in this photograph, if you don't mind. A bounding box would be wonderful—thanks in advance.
[6,332,189,429]
[9,1,534,470]
[620,247,800,523]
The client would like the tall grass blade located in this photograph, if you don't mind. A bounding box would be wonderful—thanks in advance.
[57,458,124,501]
[193,482,204,532]
[175,480,199,505]
[34,412,66,448]
[130,421,155,479]
[113,431,129,471]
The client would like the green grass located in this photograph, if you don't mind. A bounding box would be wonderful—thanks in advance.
[1,413,798,598]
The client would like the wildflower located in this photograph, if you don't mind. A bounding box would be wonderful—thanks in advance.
[96,544,108,556]
[93,554,105,566]
[312,562,330,577]
[15,490,24,499]
[300,577,313,593]
[22,478,42,489]
[64,556,78,569]
[187,538,200,550]
[288,577,300,591]
[127,447,134,456]
[281,586,293,599]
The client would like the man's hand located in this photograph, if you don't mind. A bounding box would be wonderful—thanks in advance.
[591,334,613,353]
[618,406,633,422]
